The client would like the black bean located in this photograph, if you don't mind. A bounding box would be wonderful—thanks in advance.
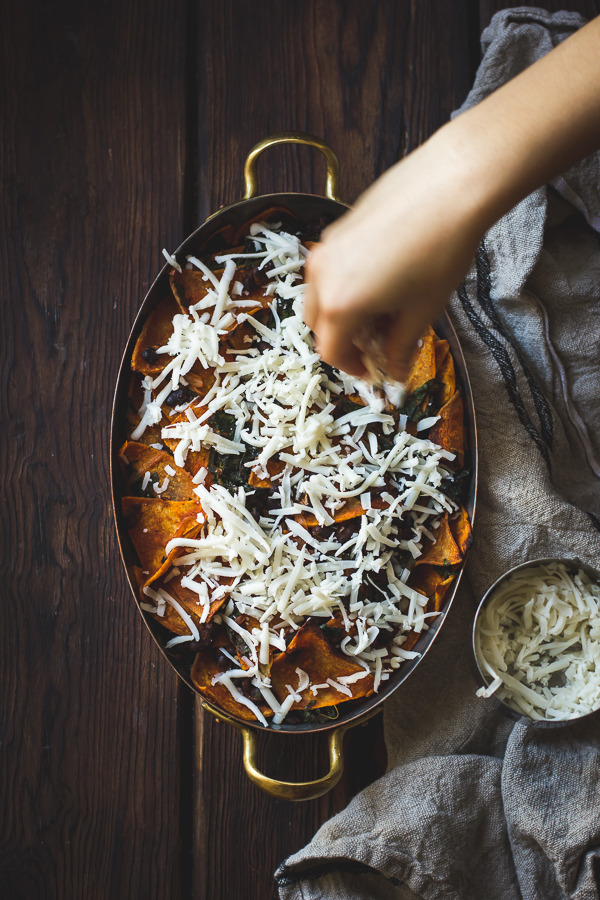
[165,386,193,407]
[142,346,159,364]
[238,265,270,292]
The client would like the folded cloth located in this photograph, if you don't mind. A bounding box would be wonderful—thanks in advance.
[276,8,600,899]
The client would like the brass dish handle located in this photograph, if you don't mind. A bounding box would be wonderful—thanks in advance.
[202,702,380,801]
[243,131,341,202]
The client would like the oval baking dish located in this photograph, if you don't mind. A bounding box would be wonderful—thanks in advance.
[111,132,478,800]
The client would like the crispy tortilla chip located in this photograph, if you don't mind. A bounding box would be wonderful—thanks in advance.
[139,574,205,637]
[408,564,455,612]
[176,446,211,479]
[170,269,224,313]
[296,494,392,529]
[123,379,163,447]
[120,441,197,500]
[405,332,436,393]
[428,390,464,466]
[185,366,216,398]
[434,339,450,370]
[171,572,227,622]
[322,611,355,636]
[142,573,227,637]
[430,574,455,612]
[224,319,258,355]
[191,648,273,722]
[122,497,201,586]
[228,615,262,670]
[151,601,199,637]
[414,513,463,568]
[136,564,213,639]
[160,412,212,477]
[296,496,365,530]
[449,505,472,557]
[400,630,421,652]
[270,623,374,709]
[131,294,181,375]
[434,339,456,406]
[247,456,286,489]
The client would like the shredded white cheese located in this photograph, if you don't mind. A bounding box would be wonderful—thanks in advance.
[134,222,463,726]
[475,562,600,721]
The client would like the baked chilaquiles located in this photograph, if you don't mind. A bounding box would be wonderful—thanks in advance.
[118,210,472,727]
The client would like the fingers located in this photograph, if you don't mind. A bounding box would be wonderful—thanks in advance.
[303,213,447,382]
[305,292,366,376]
[302,272,318,331]
[383,307,431,382]
[304,248,368,377]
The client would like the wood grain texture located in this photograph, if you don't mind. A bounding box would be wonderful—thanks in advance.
[193,0,474,214]
[0,0,188,898]
[3,1,598,898]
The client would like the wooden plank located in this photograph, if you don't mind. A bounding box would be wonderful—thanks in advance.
[194,0,474,215]
[191,3,472,898]
[193,702,387,900]
[0,1,188,898]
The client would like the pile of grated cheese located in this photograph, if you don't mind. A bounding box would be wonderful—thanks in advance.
[475,562,600,721]
[133,221,462,726]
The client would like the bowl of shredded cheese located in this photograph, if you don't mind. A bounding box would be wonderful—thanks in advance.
[473,558,600,723]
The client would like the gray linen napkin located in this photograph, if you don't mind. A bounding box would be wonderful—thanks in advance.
[276,8,600,899]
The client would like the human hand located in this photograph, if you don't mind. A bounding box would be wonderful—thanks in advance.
[303,128,485,381]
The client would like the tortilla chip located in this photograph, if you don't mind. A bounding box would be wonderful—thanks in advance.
[270,622,374,709]
[123,379,163,447]
[296,493,394,529]
[185,366,216,398]
[160,412,212,477]
[139,571,227,638]
[140,574,207,638]
[430,574,455,611]
[434,339,450,370]
[408,564,455,612]
[120,441,197,500]
[428,390,464,466]
[170,269,224,313]
[434,340,456,407]
[136,563,213,640]
[224,319,258,355]
[228,615,263,670]
[296,496,365,530]
[169,572,227,623]
[449,505,472,557]
[400,630,421,652]
[247,456,286,489]
[131,294,181,375]
[122,497,201,585]
[414,513,463,568]
[405,332,436,393]
[191,648,273,722]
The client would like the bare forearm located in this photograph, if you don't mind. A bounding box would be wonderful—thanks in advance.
[436,16,600,232]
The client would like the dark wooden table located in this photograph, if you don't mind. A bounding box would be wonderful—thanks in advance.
[2,2,599,898]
